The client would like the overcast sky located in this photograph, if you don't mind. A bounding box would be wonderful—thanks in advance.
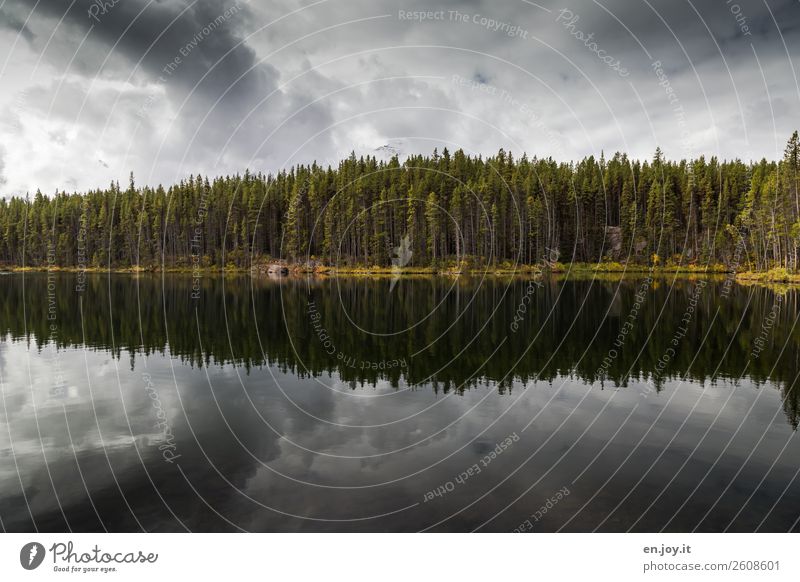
[0,0,798,195]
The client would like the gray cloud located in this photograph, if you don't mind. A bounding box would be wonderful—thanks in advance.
[0,7,34,43]
[0,0,799,195]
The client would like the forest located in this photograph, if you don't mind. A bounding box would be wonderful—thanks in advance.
[1,132,799,271]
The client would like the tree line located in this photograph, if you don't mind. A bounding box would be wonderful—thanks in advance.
[1,132,799,270]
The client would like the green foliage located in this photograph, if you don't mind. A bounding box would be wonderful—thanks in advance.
[2,135,800,271]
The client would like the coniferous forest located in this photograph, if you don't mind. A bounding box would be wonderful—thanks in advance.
[1,132,799,271]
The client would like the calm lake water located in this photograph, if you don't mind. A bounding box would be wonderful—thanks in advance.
[0,272,798,532]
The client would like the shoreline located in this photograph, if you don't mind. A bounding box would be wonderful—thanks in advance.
[2,263,799,285]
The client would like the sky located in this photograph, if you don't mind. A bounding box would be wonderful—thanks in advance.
[0,0,798,196]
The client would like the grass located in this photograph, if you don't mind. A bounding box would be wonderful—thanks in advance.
[735,267,800,284]
[1,265,247,275]
[4,261,800,287]
[550,261,729,274]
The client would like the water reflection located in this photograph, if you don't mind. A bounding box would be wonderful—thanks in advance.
[0,273,798,531]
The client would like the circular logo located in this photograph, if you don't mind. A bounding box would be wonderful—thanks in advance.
[19,542,46,570]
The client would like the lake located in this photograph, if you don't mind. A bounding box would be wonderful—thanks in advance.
[0,272,798,532]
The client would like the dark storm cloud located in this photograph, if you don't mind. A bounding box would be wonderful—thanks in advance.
[0,7,35,43]
[4,0,297,164]
[0,0,799,194]
[7,0,262,98]
[6,1,333,165]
